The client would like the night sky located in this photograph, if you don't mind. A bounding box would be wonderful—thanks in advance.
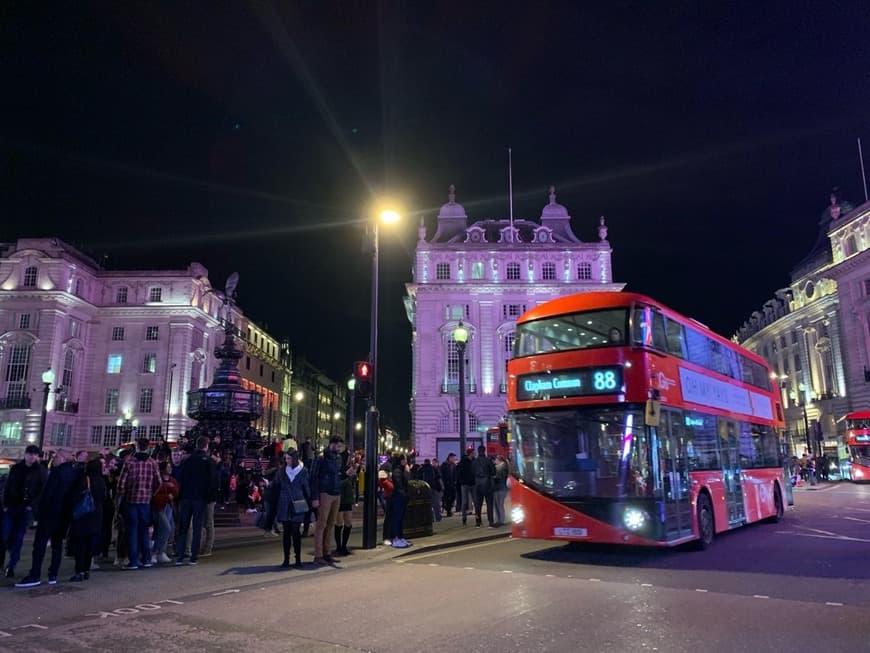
[3,2,870,436]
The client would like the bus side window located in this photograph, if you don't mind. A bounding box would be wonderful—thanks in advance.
[652,310,667,351]
[665,317,686,358]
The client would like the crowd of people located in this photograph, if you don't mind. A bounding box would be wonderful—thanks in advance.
[0,434,510,586]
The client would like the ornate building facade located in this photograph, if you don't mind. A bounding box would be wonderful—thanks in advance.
[735,192,858,457]
[405,186,625,460]
[0,238,292,458]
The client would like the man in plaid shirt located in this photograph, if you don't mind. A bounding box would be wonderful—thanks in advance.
[118,437,161,570]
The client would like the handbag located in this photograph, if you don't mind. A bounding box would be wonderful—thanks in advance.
[291,498,309,515]
[72,476,96,521]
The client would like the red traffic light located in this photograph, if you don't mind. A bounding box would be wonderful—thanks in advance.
[354,361,373,398]
[355,361,371,379]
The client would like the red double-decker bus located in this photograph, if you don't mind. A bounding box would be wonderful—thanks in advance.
[507,291,791,549]
[844,411,870,482]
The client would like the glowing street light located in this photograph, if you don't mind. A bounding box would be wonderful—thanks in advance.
[37,368,56,453]
[453,321,469,456]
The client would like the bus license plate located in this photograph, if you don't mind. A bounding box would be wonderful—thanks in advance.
[553,527,587,538]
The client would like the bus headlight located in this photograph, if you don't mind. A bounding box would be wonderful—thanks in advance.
[511,506,526,525]
[623,508,647,531]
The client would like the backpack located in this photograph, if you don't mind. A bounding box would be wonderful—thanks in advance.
[380,477,394,498]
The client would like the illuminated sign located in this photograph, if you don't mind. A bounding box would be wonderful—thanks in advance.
[516,366,623,401]
[678,367,773,420]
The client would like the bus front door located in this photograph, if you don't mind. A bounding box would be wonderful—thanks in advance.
[721,420,746,526]
[657,411,693,540]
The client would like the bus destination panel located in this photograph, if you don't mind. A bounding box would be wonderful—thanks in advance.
[516,366,624,401]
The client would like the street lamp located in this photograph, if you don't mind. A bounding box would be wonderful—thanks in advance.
[116,414,140,446]
[37,368,55,453]
[347,377,356,451]
[362,202,401,549]
[453,321,469,456]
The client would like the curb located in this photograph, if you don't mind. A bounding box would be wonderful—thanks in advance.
[395,531,510,558]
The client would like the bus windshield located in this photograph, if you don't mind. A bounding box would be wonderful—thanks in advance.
[514,309,628,357]
[511,406,650,499]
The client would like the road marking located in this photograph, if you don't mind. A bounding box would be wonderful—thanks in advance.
[463,567,475,570]
[397,537,509,562]
[826,602,844,606]
[695,589,708,593]
[212,589,240,596]
[427,563,439,567]
[776,531,870,544]
[588,578,601,582]
[641,583,653,587]
[545,574,555,578]
[502,570,513,574]
[753,595,769,599]
[842,516,870,524]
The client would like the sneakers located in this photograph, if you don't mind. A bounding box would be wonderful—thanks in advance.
[187,559,198,566]
[113,557,129,568]
[392,539,410,548]
[48,576,57,585]
[150,555,158,564]
[142,562,154,568]
[382,539,392,546]
[157,553,172,564]
[5,567,14,579]
[69,574,85,582]
[90,560,100,571]
[313,557,328,565]
[15,575,41,588]
[174,559,186,566]
[122,564,139,571]
[199,551,213,557]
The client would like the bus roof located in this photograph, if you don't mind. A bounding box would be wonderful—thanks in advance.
[845,411,870,421]
[517,291,769,368]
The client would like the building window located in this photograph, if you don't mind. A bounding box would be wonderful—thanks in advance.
[246,356,251,370]
[107,354,122,374]
[103,425,119,448]
[105,389,119,414]
[506,262,521,280]
[577,262,592,280]
[259,364,264,377]
[791,330,798,345]
[62,349,75,389]
[446,305,470,320]
[468,413,479,432]
[90,425,103,447]
[145,326,159,340]
[23,266,38,288]
[149,287,163,302]
[436,263,450,280]
[0,421,23,445]
[70,319,80,339]
[502,304,526,319]
[794,354,801,371]
[112,326,125,341]
[116,287,128,304]
[471,262,484,280]
[780,335,787,349]
[143,353,157,374]
[74,279,83,297]
[148,425,162,439]
[18,314,30,329]
[139,388,154,413]
[50,423,72,448]
[542,262,556,280]
[4,344,31,400]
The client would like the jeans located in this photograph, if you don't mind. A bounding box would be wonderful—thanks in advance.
[28,521,65,580]
[391,494,407,541]
[493,489,507,525]
[201,501,215,554]
[126,502,152,567]
[442,487,455,515]
[430,490,443,522]
[474,485,494,526]
[460,485,476,522]
[152,505,173,556]
[176,499,205,562]
[2,506,31,572]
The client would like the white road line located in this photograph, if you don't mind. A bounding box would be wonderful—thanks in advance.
[776,531,870,544]
[427,563,439,567]
[502,570,513,574]
[842,516,870,524]
[463,567,475,570]
[545,574,555,578]
[396,537,510,562]
[826,602,844,606]
[753,595,769,599]
[695,589,708,593]
[588,578,601,582]
[641,583,653,587]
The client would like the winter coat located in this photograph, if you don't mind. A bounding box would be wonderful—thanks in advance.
[420,462,442,492]
[494,460,509,492]
[36,461,82,533]
[310,449,340,496]
[391,466,410,499]
[69,472,107,538]
[457,456,476,486]
[3,459,48,511]
[273,465,311,523]
[178,450,218,502]
[473,456,496,492]
[440,461,457,489]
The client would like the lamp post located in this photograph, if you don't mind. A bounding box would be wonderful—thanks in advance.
[165,362,177,441]
[347,377,356,452]
[453,321,469,456]
[363,205,401,549]
[116,414,140,446]
[37,368,55,453]
[798,382,811,456]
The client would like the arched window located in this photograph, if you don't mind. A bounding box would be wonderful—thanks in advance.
[22,266,37,288]
[501,331,515,393]
[577,262,592,280]
[442,326,475,393]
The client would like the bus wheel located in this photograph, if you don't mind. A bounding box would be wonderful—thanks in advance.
[767,485,783,523]
[695,494,714,550]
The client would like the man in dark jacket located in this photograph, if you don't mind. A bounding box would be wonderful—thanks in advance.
[174,435,217,565]
[15,450,81,587]
[310,436,342,564]
[440,453,458,517]
[2,445,48,578]
[472,445,496,528]
[419,459,442,523]
[457,447,477,525]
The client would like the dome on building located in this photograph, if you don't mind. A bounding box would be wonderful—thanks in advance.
[540,185,569,219]
[438,184,467,219]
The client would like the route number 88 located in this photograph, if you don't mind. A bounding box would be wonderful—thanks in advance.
[593,370,618,391]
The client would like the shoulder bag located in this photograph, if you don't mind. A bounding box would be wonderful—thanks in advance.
[73,476,96,521]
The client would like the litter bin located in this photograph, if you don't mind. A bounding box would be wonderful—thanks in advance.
[403,480,434,538]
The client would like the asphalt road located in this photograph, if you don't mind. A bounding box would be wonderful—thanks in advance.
[2,483,868,652]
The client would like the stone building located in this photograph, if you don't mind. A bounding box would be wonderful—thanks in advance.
[405,185,625,460]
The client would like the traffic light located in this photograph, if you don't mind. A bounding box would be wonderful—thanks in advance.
[354,361,373,398]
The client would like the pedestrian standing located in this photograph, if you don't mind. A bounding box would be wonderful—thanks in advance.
[118,438,161,570]
[2,445,48,578]
[335,450,356,556]
[272,450,310,568]
[390,454,411,548]
[150,461,179,564]
[175,436,217,566]
[68,459,107,582]
[15,450,81,588]
[420,458,442,523]
[458,447,477,526]
[492,455,510,527]
[440,453,457,517]
[310,436,342,564]
[472,445,496,528]
[199,449,220,557]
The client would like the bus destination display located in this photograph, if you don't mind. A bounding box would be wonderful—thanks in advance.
[516,366,624,401]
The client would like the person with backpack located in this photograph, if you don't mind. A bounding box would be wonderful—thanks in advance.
[472,445,496,528]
